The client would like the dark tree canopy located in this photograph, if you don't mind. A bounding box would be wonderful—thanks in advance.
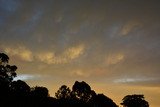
[55,81,118,107]
[72,81,93,102]
[55,85,71,99]
[31,86,49,98]
[10,80,30,95]
[0,53,17,82]
[0,53,9,64]
[121,94,149,107]
[89,94,118,107]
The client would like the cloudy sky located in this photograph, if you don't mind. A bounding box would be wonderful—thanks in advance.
[0,0,160,106]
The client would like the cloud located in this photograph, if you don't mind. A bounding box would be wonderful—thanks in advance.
[36,44,85,64]
[113,77,156,83]
[105,53,124,65]
[69,69,91,78]
[64,44,85,59]
[4,46,33,62]
[1,44,85,64]
[113,77,160,87]
[36,52,67,64]
[13,74,46,81]
[120,21,142,36]
[0,1,159,106]
[0,0,20,13]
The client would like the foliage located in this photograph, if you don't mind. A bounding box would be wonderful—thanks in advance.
[55,85,71,99]
[0,53,17,82]
[121,94,149,107]
[31,86,49,98]
[89,94,118,107]
[71,81,93,102]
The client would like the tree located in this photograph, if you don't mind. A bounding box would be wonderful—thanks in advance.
[10,80,30,96]
[0,53,9,65]
[71,81,93,102]
[55,85,71,99]
[0,53,17,82]
[89,94,118,107]
[121,94,149,107]
[30,86,49,98]
[30,86,50,106]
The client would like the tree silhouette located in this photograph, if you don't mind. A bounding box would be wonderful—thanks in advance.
[31,86,49,98]
[0,53,17,82]
[71,81,93,102]
[121,94,149,107]
[0,53,9,64]
[89,94,118,107]
[10,80,30,96]
[55,85,71,99]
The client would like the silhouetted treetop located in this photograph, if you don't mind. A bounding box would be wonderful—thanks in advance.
[31,86,49,98]
[90,94,118,107]
[55,81,118,107]
[10,80,30,95]
[0,53,9,64]
[72,81,93,102]
[121,94,149,107]
[0,53,17,82]
[55,85,71,99]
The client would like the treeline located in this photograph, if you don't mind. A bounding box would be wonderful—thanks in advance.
[0,53,149,107]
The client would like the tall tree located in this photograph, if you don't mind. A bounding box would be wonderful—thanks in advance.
[71,81,93,102]
[0,53,17,82]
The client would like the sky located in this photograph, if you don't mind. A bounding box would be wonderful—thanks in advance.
[0,0,160,106]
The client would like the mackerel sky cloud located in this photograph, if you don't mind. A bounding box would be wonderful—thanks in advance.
[0,0,160,107]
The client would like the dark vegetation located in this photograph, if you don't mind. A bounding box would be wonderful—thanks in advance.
[0,53,149,107]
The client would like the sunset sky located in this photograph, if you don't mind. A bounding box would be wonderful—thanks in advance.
[0,0,160,106]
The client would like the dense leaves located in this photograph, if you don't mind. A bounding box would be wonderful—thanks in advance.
[121,94,149,107]
[71,81,93,102]
[0,53,9,63]
[55,85,71,99]
[0,53,17,82]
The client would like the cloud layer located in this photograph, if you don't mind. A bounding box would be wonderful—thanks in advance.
[0,0,160,106]
[0,0,159,85]
[36,44,85,64]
